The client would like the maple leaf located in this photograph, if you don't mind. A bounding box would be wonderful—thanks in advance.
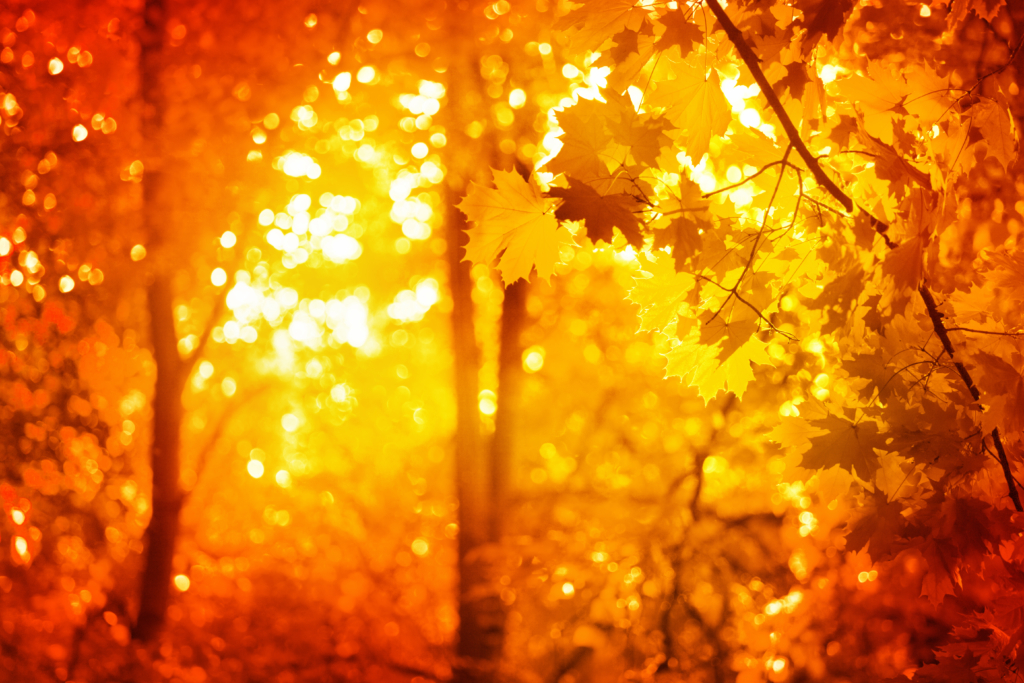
[608,28,641,63]
[874,452,921,503]
[882,235,925,294]
[775,62,811,101]
[862,133,933,199]
[556,0,649,51]
[652,177,707,270]
[797,413,886,479]
[666,299,772,400]
[603,30,657,94]
[648,60,731,163]
[969,99,1018,169]
[837,64,912,145]
[459,169,574,285]
[844,487,910,559]
[970,351,1024,435]
[843,350,900,403]
[547,100,612,183]
[827,114,860,149]
[699,307,759,365]
[794,0,854,54]
[887,427,970,470]
[655,9,703,59]
[985,249,1024,301]
[547,177,644,248]
[655,215,703,271]
[808,263,864,333]
[628,251,696,333]
[606,114,675,169]
[947,0,1006,29]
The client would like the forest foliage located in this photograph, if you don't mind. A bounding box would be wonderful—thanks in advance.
[1,0,1023,683]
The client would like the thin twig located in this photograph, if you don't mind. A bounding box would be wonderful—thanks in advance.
[702,158,789,198]
[946,326,1024,337]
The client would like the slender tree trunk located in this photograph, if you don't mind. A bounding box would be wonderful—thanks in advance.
[490,280,527,542]
[445,188,505,682]
[133,0,186,641]
[134,277,186,640]
[441,2,509,677]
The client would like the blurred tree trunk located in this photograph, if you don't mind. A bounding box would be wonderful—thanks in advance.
[134,0,185,642]
[444,190,504,681]
[443,3,507,679]
[490,280,527,541]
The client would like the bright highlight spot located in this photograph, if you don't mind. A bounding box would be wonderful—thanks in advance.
[356,66,376,83]
[173,574,190,592]
[523,347,545,373]
[332,72,351,92]
[279,151,322,179]
[478,390,497,415]
[247,460,265,478]
[281,413,300,432]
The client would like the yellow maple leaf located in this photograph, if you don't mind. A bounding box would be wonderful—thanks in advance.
[556,0,649,51]
[458,169,575,285]
[648,60,731,163]
[970,99,1018,169]
[837,63,950,144]
[627,251,696,332]
[665,300,772,401]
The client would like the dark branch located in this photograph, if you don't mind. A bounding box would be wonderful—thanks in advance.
[703,0,853,212]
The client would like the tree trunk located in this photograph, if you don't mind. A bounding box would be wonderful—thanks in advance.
[444,182,506,683]
[134,275,186,640]
[490,280,527,542]
[133,0,184,642]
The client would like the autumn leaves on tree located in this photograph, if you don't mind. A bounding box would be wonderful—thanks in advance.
[461,0,1024,680]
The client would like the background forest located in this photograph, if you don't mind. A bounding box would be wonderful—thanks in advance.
[2,0,1024,683]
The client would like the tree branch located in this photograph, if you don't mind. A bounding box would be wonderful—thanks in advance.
[703,0,852,212]
[188,380,276,492]
[920,287,1022,511]
[706,0,1022,513]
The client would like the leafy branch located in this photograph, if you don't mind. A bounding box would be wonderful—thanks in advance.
[704,0,1022,513]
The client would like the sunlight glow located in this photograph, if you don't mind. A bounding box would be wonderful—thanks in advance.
[332,72,351,93]
[278,151,321,179]
[247,460,265,479]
